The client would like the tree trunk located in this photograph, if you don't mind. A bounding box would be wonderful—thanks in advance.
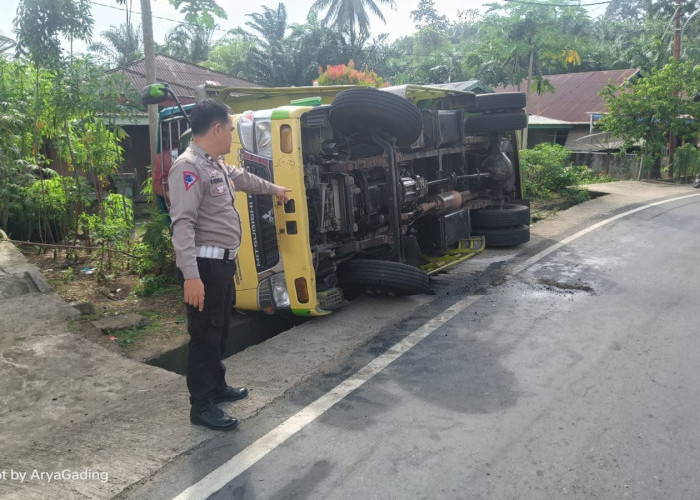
[652,156,661,179]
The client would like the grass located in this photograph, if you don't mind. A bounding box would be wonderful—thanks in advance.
[106,309,187,350]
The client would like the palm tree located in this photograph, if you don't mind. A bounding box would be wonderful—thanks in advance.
[239,3,292,85]
[309,0,396,48]
[89,23,143,67]
[159,23,215,64]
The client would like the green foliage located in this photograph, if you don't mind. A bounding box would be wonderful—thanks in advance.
[0,56,137,241]
[158,23,214,64]
[22,175,93,242]
[13,0,94,66]
[133,208,175,275]
[599,60,700,177]
[673,144,700,180]
[109,325,141,348]
[169,0,227,29]
[89,23,143,67]
[309,0,397,48]
[134,275,170,298]
[520,143,606,200]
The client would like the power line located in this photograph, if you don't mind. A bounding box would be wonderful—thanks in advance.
[91,1,232,35]
[505,0,613,6]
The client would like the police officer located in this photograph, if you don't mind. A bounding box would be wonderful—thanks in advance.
[168,98,291,431]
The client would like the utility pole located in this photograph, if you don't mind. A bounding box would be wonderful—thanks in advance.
[141,0,158,200]
[669,0,682,178]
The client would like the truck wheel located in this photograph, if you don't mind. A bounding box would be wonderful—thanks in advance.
[471,204,530,228]
[330,88,423,146]
[471,225,530,247]
[338,259,431,296]
[472,92,526,112]
[464,111,527,134]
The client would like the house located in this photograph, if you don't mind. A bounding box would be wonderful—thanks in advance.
[108,54,258,201]
[497,68,641,151]
[496,68,643,177]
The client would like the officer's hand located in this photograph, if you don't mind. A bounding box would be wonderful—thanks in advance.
[184,278,205,312]
[274,186,292,204]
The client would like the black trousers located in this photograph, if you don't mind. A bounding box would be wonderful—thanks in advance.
[178,257,236,409]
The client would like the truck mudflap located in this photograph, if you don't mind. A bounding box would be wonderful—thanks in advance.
[420,236,486,275]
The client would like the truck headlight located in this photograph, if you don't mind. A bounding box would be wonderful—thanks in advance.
[237,110,272,158]
[257,272,290,314]
[270,272,291,309]
[254,110,272,158]
[238,111,255,152]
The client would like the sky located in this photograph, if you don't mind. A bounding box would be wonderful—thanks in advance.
[0,0,608,55]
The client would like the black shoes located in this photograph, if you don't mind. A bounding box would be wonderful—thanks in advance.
[190,386,248,430]
[190,405,239,431]
[212,386,249,404]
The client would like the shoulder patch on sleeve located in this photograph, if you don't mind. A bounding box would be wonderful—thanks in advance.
[183,171,200,191]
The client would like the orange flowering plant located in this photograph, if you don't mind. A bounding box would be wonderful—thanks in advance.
[314,60,389,87]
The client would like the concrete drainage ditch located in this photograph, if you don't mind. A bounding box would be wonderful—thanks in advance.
[145,312,307,375]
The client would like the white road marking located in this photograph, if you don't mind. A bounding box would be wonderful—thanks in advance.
[174,192,700,499]
[509,193,700,276]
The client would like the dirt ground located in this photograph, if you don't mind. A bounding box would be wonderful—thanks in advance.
[18,243,188,362]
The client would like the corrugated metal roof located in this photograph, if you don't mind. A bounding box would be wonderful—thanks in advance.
[497,69,641,124]
[108,54,258,102]
[430,80,493,94]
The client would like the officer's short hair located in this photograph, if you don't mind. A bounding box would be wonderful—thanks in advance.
[190,99,231,136]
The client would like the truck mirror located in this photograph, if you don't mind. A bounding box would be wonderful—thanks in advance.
[141,83,173,106]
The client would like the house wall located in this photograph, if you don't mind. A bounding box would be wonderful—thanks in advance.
[527,128,568,148]
[571,152,642,179]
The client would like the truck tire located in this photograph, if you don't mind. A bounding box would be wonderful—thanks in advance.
[471,224,530,247]
[471,204,530,228]
[338,259,431,296]
[464,111,527,134]
[330,88,423,146]
[473,92,526,113]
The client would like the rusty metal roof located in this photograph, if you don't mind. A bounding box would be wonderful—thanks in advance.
[108,54,258,104]
[497,68,641,124]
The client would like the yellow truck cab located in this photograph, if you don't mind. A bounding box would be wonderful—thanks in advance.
[192,84,529,316]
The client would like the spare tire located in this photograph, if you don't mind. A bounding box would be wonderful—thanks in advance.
[471,204,530,229]
[464,111,528,134]
[338,259,431,296]
[471,225,530,247]
[473,92,526,113]
[330,88,423,146]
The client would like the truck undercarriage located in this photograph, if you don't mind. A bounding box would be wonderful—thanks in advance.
[285,87,529,299]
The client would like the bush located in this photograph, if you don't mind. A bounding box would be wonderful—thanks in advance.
[79,194,133,250]
[133,208,175,275]
[520,143,609,199]
[314,60,388,87]
[21,175,93,242]
[673,144,700,180]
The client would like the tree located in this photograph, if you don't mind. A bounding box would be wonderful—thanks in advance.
[202,33,256,79]
[287,14,347,86]
[598,60,700,178]
[168,0,226,28]
[89,23,143,67]
[309,0,396,49]
[410,0,449,32]
[158,23,214,64]
[13,0,93,66]
[238,3,293,86]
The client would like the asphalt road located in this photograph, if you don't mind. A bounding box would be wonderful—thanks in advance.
[131,194,700,499]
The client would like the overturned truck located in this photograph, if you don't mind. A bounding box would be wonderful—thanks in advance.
[195,84,529,316]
